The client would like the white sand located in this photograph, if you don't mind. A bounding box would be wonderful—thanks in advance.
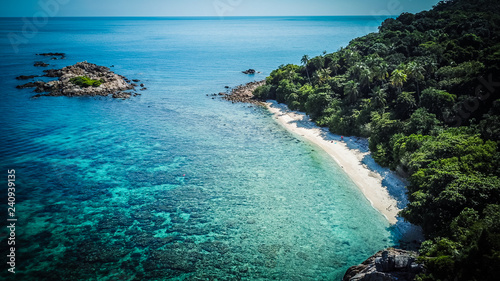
[265,101,404,224]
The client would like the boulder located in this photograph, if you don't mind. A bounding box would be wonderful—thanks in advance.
[34,61,49,67]
[37,52,65,58]
[16,75,39,80]
[343,249,424,281]
[43,69,63,77]
[112,92,132,99]
[242,69,256,74]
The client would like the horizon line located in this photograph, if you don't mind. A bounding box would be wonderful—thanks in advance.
[0,15,397,18]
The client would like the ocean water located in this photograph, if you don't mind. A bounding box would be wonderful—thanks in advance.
[0,17,398,280]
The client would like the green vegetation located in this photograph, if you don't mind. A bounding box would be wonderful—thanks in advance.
[254,0,500,279]
[69,76,104,87]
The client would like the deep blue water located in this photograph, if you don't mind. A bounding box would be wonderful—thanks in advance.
[0,17,398,280]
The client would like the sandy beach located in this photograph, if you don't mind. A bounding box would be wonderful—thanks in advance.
[266,101,404,224]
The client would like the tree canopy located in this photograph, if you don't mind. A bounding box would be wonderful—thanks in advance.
[253,0,500,279]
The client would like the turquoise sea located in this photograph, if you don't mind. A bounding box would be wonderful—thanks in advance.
[0,17,399,280]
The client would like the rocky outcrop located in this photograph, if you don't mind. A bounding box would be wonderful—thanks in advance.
[220,80,266,104]
[16,75,39,80]
[34,61,49,67]
[17,61,141,99]
[43,68,63,77]
[37,52,66,59]
[343,249,424,281]
[242,69,256,74]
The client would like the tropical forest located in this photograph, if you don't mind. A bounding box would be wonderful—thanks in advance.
[253,0,500,279]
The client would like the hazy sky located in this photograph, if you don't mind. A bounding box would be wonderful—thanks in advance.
[3,0,441,17]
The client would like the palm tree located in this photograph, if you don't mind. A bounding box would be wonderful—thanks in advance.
[301,55,311,84]
[370,86,387,112]
[371,61,389,83]
[390,69,407,94]
[344,80,360,104]
[357,64,372,90]
[328,60,341,75]
[404,61,425,102]
[314,68,331,85]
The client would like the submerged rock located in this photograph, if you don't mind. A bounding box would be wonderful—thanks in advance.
[37,52,66,59]
[343,248,424,281]
[34,61,49,67]
[16,75,39,80]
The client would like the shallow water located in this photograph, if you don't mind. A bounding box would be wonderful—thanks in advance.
[0,17,399,280]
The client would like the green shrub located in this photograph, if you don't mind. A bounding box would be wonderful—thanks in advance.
[70,76,104,88]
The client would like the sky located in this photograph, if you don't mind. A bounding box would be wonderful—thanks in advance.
[3,0,442,17]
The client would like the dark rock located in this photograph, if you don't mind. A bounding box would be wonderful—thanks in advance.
[16,81,44,89]
[140,83,145,87]
[132,79,140,82]
[112,92,132,99]
[343,248,424,281]
[34,61,49,67]
[140,87,147,91]
[43,69,63,77]
[130,83,138,87]
[16,75,39,80]
[37,52,65,58]
[242,69,256,74]
[224,86,230,89]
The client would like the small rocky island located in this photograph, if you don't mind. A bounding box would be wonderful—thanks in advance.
[17,60,143,99]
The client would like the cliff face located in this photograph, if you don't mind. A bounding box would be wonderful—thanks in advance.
[343,248,424,281]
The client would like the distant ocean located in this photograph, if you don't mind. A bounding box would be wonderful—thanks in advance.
[0,17,398,280]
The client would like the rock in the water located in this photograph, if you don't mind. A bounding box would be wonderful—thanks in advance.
[16,75,39,80]
[343,248,424,281]
[17,61,136,99]
[133,79,140,82]
[242,69,256,74]
[112,92,131,99]
[16,81,44,89]
[34,61,49,67]
[37,52,66,59]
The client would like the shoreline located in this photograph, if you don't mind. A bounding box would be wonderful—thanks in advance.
[224,82,423,244]
[265,101,401,224]
[265,101,424,246]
